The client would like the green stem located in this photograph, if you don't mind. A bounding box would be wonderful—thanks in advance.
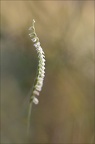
[27,98,33,136]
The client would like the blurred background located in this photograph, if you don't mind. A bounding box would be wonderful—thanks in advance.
[1,1,94,144]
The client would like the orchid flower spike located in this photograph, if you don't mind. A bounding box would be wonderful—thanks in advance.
[28,19,46,104]
[27,19,46,136]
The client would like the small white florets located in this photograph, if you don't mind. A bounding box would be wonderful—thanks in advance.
[33,97,39,105]
[29,19,45,105]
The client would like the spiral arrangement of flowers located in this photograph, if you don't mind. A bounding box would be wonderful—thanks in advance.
[27,20,46,135]
[28,19,45,104]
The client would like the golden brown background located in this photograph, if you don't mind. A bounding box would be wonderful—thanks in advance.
[1,1,94,143]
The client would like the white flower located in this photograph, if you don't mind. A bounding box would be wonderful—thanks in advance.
[35,85,42,91]
[31,37,37,42]
[37,76,43,81]
[36,48,44,54]
[38,69,44,74]
[37,79,43,85]
[40,73,45,78]
[39,63,45,68]
[40,66,45,70]
[29,33,36,37]
[33,97,39,104]
[39,69,45,75]
[34,42,40,48]
[39,62,45,67]
[33,90,39,96]
[39,59,46,63]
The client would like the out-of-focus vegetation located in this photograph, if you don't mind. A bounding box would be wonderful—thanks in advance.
[1,1,94,143]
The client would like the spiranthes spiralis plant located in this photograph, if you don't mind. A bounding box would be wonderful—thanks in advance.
[27,19,46,136]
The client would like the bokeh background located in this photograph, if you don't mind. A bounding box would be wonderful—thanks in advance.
[1,1,94,144]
